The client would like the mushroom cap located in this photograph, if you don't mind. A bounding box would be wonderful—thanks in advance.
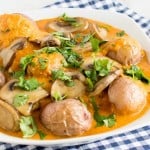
[51,79,85,99]
[0,37,26,68]
[47,17,89,33]
[41,99,92,136]
[90,69,122,96]
[106,36,142,65]
[0,79,49,116]
[108,76,147,115]
[0,100,20,131]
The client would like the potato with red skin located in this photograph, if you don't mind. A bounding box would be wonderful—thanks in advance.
[108,76,147,115]
[41,99,92,136]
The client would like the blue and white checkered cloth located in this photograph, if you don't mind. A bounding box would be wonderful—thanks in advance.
[0,0,150,150]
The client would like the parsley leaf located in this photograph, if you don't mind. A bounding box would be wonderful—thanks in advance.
[20,116,37,138]
[125,65,150,84]
[116,30,125,37]
[13,94,29,107]
[90,97,116,127]
[52,69,75,87]
[15,76,40,91]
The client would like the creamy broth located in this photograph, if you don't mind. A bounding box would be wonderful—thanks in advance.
[0,14,150,140]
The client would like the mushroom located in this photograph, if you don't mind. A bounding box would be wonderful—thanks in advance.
[81,56,122,70]
[108,76,147,115]
[41,99,92,136]
[0,71,5,87]
[47,17,89,33]
[90,69,122,96]
[32,34,61,47]
[73,42,93,53]
[0,99,20,131]
[51,79,85,99]
[105,36,142,65]
[91,23,108,41]
[0,79,49,116]
[0,37,26,68]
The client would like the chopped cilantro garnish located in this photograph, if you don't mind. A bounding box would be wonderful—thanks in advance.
[84,58,113,91]
[52,91,66,101]
[60,47,83,68]
[116,30,125,37]
[125,65,150,84]
[20,116,37,138]
[52,69,75,87]
[90,37,100,52]
[13,94,29,107]
[37,130,47,140]
[90,97,116,127]
[38,57,48,70]
[59,13,80,27]
[15,76,40,91]
[94,58,113,77]
[20,54,35,71]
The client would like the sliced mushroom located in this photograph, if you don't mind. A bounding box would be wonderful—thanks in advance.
[47,17,89,33]
[0,71,5,87]
[0,79,49,116]
[73,42,92,53]
[0,37,26,68]
[90,23,108,41]
[65,71,86,83]
[0,100,20,131]
[90,69,122,96]
[81,56,122,70]
[51,79,85,99]
[33,34,61,47]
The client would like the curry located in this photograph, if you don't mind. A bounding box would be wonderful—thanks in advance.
[0,13,150,140]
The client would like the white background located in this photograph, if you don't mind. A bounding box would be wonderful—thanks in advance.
[0,0,149,19]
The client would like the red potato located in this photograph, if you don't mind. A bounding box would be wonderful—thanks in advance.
[108,76,147,115]
[41,99,92,136]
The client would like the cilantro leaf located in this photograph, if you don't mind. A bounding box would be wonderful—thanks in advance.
[13,94,29,107]
[38,57,48,70]
[60,47,83,68]
[125,65,150,84]
[52,91,66,101]
[59,13,80,27]
[20,54,35,71]
[116,30,125,37]
[90,37,100,52]
[20,116,37,138]
[37,130,47,140]
[15,76,40,91]
[94,58,113,77]
[90,97,116,127]
[52,69,75,87]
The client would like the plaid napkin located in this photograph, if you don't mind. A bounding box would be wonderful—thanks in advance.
[0,0,150,150]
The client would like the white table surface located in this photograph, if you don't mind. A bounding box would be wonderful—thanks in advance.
[0,0,150,19]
